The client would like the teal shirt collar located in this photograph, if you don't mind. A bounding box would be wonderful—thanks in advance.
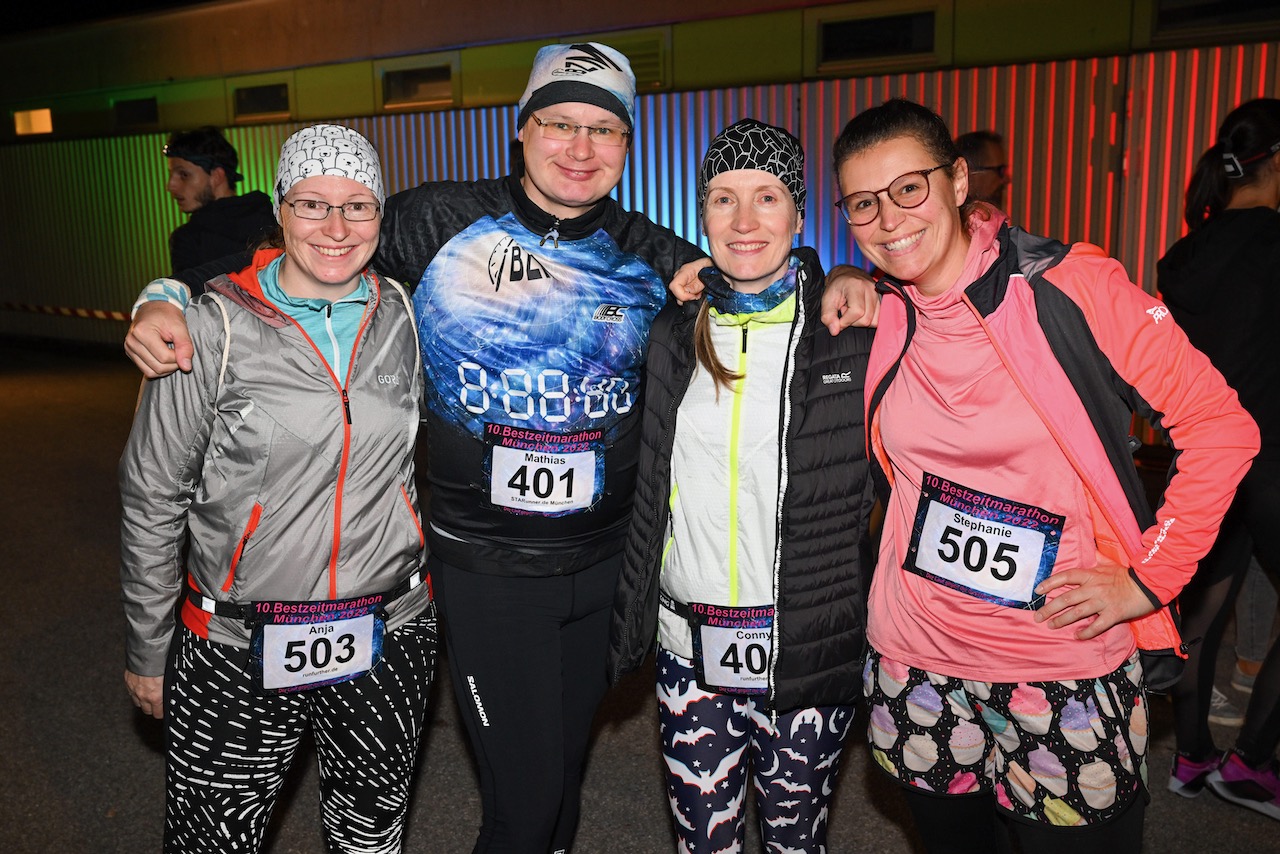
[259,255,372,312]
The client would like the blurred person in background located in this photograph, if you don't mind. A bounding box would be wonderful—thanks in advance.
[955,130,1011,209]
[1160,97,1280,820]
[162,126,275,275]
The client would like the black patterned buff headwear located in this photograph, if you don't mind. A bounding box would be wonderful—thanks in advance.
[697,119,807,214]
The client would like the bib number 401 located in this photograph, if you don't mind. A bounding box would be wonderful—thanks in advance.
[507,465,573,499]
[937,526,1019,581]
[489,444,595,513]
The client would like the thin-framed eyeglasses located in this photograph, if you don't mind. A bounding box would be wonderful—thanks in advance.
[281,198,381,222]
[530,114,631,148]
[834,164,951,226]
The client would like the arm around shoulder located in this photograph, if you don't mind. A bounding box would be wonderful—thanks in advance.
[125,281,195,377]
[822,265,881,334]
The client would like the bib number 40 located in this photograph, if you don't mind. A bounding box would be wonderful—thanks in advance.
[937,526,1019,581]
[720,642,768,675]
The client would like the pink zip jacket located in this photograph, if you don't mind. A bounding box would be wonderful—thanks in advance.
[864,218,1258,687]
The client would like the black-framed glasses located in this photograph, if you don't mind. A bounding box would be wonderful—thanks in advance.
[969,163,1009,178]
[281,198,381,222]
[530,114,632,148]
[834,164,951,226]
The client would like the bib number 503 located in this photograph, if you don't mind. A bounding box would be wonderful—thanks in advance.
[284,634,356,672]
[937,526,1019,581]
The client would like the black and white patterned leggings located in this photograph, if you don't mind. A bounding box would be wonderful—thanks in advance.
[162,610,438,854]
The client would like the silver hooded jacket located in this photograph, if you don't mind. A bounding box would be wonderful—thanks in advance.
[120,253,429,676]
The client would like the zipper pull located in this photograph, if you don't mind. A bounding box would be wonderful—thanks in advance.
[742,326,748,353]
[540,218,561,248]
[342,388,352,424]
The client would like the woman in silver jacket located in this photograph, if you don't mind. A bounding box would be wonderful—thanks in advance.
[119,124,435,854]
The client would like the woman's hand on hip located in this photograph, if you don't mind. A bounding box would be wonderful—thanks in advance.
[1033,563,1156,640]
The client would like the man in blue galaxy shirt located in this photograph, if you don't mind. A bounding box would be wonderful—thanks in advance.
[125,42,704,854]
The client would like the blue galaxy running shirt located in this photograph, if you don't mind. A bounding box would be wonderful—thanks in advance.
[387,179,702,573]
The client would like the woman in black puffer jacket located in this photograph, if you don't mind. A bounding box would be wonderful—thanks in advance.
[607,119,876,853]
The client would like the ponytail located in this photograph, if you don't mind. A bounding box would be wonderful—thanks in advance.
[1184,143,1232,229]
[1185,98,1280,230]
[693,301,742,399]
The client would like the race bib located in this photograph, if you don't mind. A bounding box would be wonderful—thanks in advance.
[485,423,602,515]
[249,595,387,693]
[904,472,1064,609]
[685,601,774,696]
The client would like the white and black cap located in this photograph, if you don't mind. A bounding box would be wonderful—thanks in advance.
[517,43,636,130]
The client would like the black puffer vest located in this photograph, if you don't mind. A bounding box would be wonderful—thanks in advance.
[607,247,876,712]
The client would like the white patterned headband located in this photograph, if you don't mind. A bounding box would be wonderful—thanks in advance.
[274,124,384,221]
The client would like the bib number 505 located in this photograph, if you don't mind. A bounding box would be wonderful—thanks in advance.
[937,526,1020,581]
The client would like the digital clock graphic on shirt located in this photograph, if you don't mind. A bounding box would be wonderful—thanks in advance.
[413,212,666,516]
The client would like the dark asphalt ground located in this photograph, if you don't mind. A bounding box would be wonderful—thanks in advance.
[1,337,1276,853]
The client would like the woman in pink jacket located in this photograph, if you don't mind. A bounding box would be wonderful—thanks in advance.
[834,98,1257,853]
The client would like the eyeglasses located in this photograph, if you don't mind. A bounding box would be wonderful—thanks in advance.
[834,164,951,226]
[530,114,632,148]
[969,163,1009,179]
[281,198,381,222]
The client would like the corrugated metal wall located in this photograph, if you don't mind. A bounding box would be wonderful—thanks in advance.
[799,56,1131,272]
[1,40,1276,345]
[1121,42,1280,292]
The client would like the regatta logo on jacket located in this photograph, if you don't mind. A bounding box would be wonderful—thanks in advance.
[1146,305,1171,324]
[822,371,853,385]
[593,304,626,323]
